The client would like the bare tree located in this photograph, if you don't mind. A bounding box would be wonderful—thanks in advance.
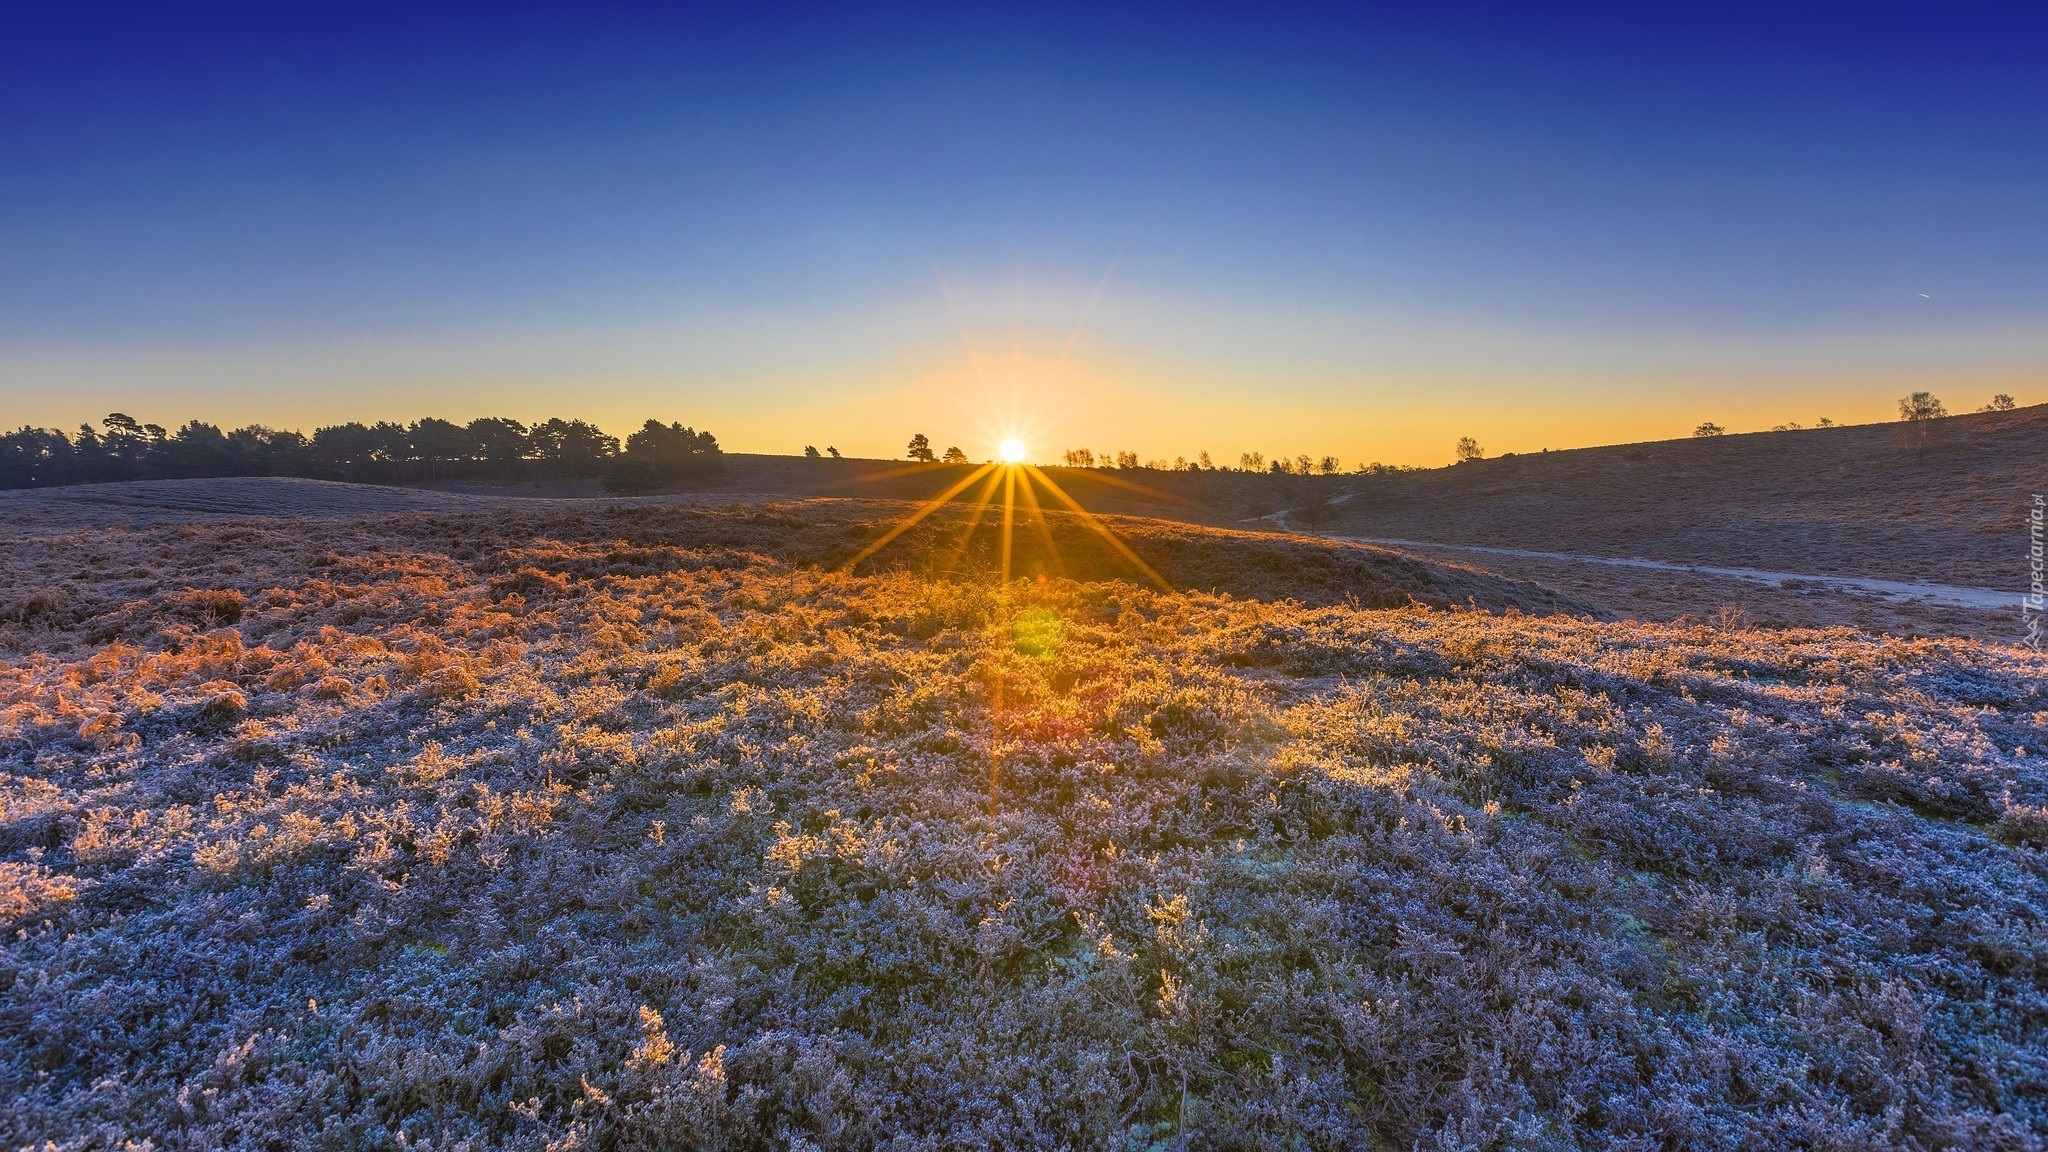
[1455,437,1484,462]
[1898,391,1948,463]
[1900,391,1948,420]
[1693,423,1725,437]
[1062,448,1095,468]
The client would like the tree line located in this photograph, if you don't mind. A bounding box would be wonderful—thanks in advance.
[1054,447,1350,474]
[0,413,723,492]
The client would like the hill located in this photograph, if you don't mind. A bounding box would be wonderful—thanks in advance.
[1321,404,2048,590]
[2,499,2046,1147]
[418,405,2045,600]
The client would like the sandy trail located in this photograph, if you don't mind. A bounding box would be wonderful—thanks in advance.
[1333,535,2019,611]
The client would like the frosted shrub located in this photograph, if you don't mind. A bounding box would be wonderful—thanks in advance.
[0,505,2043,1149]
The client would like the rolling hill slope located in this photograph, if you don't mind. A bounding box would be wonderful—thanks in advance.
[1322,404,2048,589]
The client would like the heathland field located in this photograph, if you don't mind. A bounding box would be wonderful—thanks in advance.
[377,404,2046,643]
[3,497,2046,1148]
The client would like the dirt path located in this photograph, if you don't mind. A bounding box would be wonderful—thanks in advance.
[1332,535,2018,611]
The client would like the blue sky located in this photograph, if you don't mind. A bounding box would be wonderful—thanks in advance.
[2,2,2043,463]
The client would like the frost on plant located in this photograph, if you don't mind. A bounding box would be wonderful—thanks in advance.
[1,503,2045,1149]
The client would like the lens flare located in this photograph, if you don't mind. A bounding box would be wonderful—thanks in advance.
[999,438,1027,464]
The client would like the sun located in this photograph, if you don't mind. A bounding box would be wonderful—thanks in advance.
[998,438,1027,464]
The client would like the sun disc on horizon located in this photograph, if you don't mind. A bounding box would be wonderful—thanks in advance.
[999,438,1027,464]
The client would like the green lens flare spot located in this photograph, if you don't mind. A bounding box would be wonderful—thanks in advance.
[1012,607,1063,659]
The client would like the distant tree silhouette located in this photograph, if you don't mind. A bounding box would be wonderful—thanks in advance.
[942,446,967,463]
[1197,451,1214,470]
[1692,423,1724,437]
[1899,391,1948,421]
[1062,448,1095,468]
[1116,451,1139,470]
[1239,451,1263,472]
[0,426,76,487]
[826,446,841,458]
[228,425,310,475]
[367,423,412,482]
[1455,436,1484,462]
[804,445,821,458]
[907,433,935,462]
[531,419,620,477]
[468,418,529,474]
[410,418,472,482]
[310,422,376,479]
[1981,394,2017,412]
[1816,417,1835,427]
[614,420,724,488]
[1898,391,1949,463]
[0,409,733,492]
[1318,455,1340,475]
[102,414,160,476]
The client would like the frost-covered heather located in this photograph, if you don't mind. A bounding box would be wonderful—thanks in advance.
[2,507,2046,1149]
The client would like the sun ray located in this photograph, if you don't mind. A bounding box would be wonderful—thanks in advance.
[1013,468,1068,579]
[841,462,1000,573]
[1023,465,1173,591]
[937,465,1007,577]
[828,459,978,487]
[1000,465,1017,583]
[1044,463,1199,509]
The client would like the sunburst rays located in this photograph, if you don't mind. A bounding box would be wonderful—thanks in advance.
[838,458,1170,592]
[839,461,1001,573]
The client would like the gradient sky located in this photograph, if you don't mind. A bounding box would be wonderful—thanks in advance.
[3,2,2044,465]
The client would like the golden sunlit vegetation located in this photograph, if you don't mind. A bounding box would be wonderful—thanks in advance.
[2,499,2046,1148]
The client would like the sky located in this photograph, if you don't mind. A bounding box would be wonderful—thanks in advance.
[2,2,2044,465]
